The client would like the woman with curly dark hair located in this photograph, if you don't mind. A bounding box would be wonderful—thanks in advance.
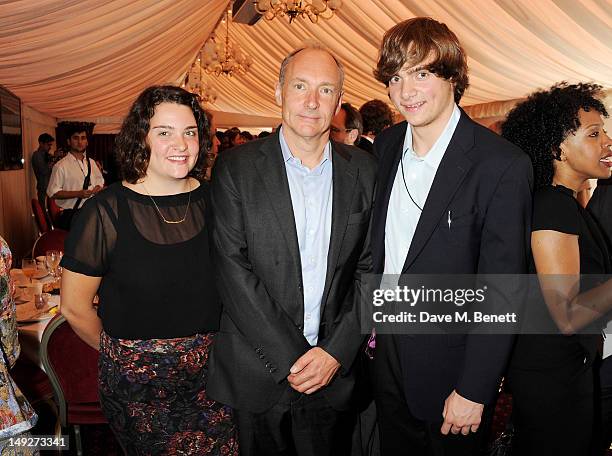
[59,85,238,455]
[502,82,612,455]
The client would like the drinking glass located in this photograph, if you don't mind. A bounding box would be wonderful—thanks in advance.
[21,258,36,283]
[45,250,62,279]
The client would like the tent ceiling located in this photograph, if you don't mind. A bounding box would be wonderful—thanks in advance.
[1,0,611,127]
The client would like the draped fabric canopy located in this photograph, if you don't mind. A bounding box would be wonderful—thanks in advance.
[1,0,611,128]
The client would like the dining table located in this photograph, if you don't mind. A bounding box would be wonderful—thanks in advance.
[11,268,61,369]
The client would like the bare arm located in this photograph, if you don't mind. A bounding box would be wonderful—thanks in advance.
[532,230,612,334]
[60,269,102,350]
[52,189,93,200]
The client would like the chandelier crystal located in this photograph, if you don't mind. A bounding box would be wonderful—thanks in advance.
[253,0,342,23]
[182,56,218,105]
[201,9,252,77]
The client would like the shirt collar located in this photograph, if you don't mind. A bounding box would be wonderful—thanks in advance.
[68,151,88,163]
[279,126,331,168]
[402,104,461,169]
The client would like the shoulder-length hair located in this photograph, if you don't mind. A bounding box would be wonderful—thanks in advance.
[501,82,608,189]
[115,85,211,183]
[374,17,469,103]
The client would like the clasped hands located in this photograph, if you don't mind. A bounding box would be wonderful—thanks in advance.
[440,390,484,436]
[287,347,340,395]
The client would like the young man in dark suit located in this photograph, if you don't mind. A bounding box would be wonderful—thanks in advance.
[369,17,532,455]
[208,43,376,456]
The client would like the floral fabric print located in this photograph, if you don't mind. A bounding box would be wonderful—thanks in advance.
[0,237,37,444]
[98,331,238,455]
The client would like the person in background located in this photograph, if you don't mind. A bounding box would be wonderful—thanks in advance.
[59,86,237,455]
[358,99,394,154]
[587,176,612,455]
[502,82,612,456]
[31,133,55,213]
[0,236,39,455]
[226,128,246,149]
[47,124,104,230]
[240,131,253,142]
[330,103,363,146]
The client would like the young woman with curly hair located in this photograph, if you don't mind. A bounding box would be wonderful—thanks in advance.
[502,82,612,455]
[60,86,238,455]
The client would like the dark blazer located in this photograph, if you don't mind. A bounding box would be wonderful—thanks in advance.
[208,132,377,413]
[371,110,533,421]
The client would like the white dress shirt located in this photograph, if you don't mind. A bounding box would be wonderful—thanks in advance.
[384,105,461,277]
[47,152,105,209]
[279,128,333,346]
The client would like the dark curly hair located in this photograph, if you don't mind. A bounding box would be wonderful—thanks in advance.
[501,82,608,189]
[115,85,211,183]
[374,17,469,104]
[359,100,394,136]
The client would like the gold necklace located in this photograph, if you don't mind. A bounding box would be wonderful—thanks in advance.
[142,181,192,224]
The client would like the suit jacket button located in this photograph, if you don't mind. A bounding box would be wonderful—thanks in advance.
[265,362,271,368]
[259,354,265,359]
[297,324,303,330]
[270,367,277,373]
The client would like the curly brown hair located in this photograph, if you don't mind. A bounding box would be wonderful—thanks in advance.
[115,85,211,183]
[374,17,469,103]
[501,82,608,189]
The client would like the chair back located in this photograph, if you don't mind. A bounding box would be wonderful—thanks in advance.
[46,196,63,228]
[40,314,106,426]
[31,198,50,234]
[32,229,68,259]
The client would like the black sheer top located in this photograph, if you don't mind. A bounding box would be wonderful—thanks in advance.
[512,185,611,369]
[61,182,220,340]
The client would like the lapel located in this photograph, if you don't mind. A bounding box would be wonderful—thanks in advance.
[402,111,475,272]
[372,123,406,272]
[320,143,358,313]
[252,133,302,273]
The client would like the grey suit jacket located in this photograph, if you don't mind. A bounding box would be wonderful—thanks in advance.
[207,131,377,413]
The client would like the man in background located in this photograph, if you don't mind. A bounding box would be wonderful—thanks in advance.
[47,124,104,229]
[358,99,394,154]
[330,102,363,146]
[31,133,55,213]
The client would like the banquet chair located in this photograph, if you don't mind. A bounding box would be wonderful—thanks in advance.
[32,229,68,259]
[40,314,107,456]
[31,198,50,235]
[46,196,63,228]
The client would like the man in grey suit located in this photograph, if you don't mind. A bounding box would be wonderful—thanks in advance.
[208,43,377,456]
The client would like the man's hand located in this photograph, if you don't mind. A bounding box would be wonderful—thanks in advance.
[287,347,340,395]
[92,185,103,194]
[440,390,484,436]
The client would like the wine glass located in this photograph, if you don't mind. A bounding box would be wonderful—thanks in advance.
[21,258,36,283]
[45,250,62,279]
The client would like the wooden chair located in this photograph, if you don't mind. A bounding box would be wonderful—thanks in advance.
[40,314,107,456]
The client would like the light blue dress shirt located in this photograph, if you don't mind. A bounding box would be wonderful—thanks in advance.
[279,128,333,346]
[384,104,461,278]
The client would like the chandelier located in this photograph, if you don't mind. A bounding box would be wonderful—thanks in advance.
[253,0,342,23]
[201,9,252,76]
[182,54,218,105]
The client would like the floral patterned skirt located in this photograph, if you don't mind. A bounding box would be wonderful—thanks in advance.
[98,331,238,456]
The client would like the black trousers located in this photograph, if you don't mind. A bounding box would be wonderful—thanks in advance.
[508,361,594,456]
[235,386,356,456]
[372,335,491,456]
